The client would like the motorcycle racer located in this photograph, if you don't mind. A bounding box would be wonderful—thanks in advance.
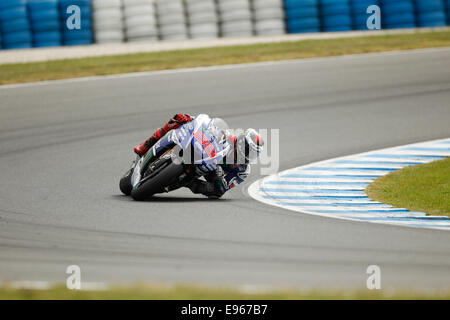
[133,114,264,199]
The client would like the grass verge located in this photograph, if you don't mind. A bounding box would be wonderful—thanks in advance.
[1,30,450,85]
[1,284,450,300]
[366,158,450,217]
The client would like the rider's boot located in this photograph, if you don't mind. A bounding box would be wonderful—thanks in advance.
[134,114,193,156]
[133,135,159,156]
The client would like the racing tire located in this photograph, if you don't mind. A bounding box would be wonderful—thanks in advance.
[188,12,218,25]
[155,0,184,15]
[0,0,26,10]
[119,168,133,196]
[63,39,93,46]
[217,0,250,12]
[124,6,155,20]
[285,0,318,10]
[131,160,184,201]
[185,0,215,10]
[253,8,284,21]
[92,0,122,9]
[252,0,283,11]
[0,18,30,33]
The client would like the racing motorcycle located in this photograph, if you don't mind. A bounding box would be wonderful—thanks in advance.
[119,114,231,201]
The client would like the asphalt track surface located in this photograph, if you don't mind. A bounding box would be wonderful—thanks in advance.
[0,48,449,290]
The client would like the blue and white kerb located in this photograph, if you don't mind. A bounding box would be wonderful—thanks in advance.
[249,138,450,230]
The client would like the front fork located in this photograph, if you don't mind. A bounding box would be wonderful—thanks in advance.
[130,155,144,188]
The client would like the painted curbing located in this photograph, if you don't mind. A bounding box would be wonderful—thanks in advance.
[249,138,450,230]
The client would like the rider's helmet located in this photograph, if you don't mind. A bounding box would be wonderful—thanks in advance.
[236,129,264,163]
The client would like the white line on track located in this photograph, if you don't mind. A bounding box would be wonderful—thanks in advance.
[1,46,449,90]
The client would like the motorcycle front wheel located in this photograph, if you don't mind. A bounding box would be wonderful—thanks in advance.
[131,159,184,201]
[119,168,133,196]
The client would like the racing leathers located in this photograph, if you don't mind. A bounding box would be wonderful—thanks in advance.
[187,162,250,199]
[134,114,250,199]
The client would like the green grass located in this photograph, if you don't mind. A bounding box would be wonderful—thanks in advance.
[366,158,450,217]
[1,283,450,300]
[1,30,450,85]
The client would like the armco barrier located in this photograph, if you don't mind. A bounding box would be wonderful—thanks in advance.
[59,0,93,46]
[123,0,158,42]
[252,0,286,36]
[381,0,416,29]
[320,0,353,32]
[414,0,447,27]
[186,0,219,39]
[28,0,62,47]
[350,0,379,30]
[284,0,320,33]
[0,0,33,49]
